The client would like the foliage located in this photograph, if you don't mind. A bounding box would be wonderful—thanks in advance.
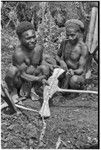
[1,1,94,78]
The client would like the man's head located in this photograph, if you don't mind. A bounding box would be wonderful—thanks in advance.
[16,21,36,50]
[65,19,84,44]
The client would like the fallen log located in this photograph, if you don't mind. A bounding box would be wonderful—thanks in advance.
[39,68,98,117]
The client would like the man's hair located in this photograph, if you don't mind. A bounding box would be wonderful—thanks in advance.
[65,19,84,33]
[16,21,35,38]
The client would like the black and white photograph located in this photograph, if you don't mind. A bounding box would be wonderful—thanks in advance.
[1,1,99,149]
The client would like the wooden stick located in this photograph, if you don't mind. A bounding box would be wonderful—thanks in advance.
[1,102,38,113]
[15,104,39,113]
[58,88,98,95]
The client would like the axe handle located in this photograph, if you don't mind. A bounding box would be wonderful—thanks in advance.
[58,88,98,95]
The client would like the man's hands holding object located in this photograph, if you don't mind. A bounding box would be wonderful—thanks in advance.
[59,60,74,76]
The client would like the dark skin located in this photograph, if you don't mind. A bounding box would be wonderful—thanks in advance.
[56,28,88,89]
[5,29,49,95]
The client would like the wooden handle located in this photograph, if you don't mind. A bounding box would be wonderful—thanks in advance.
[58,88,98,95]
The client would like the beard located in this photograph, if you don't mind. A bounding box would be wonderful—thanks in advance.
[22,42,36,51]
[28,43,36,50]
[69,38,78,45]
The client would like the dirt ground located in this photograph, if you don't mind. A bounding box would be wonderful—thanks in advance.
[1,62,99,149]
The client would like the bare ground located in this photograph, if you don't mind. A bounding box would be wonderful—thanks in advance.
[1,71,98,149]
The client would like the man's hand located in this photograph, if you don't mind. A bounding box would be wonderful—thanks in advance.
[37,75,46,82]
[26,65,35,74]
[68,69,74,76]
[42,79,49,86]
[60,60,68,70]
[18,63,28,72]
[49,64,59,72]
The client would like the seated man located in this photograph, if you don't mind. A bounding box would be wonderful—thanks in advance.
[5,21,50,97]
[56,19,89,89]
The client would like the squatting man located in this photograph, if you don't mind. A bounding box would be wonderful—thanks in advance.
[56,19,88,90]
[5,21,51,97]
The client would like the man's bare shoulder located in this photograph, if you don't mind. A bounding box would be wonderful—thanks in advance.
[12,45,25,63]
[35,43,43,50]
[34,43,43,53]
[60,40,67,46]
[13,45,24,57]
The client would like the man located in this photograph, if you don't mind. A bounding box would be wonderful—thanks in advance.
[5,21,50,97]
[56,19,89,89]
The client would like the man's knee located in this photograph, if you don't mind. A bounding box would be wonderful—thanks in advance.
[5,66,18,78]
[5,66,21,90]
[69,75,84,89]
[39,65,50,76]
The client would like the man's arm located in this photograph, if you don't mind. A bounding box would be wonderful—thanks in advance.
[32,44,43,66]
[74,44,88,75]
[12,48,28,72]
[56,41,68,70]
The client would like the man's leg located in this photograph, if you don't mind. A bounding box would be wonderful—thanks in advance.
[69,75,85,89]
[57,71,70,89]
[29,64,50,97]
[5,66,22,95]
[37,64,50,78]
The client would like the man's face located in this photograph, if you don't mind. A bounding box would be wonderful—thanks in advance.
[66,28,79,44]
[21,29,36,50]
